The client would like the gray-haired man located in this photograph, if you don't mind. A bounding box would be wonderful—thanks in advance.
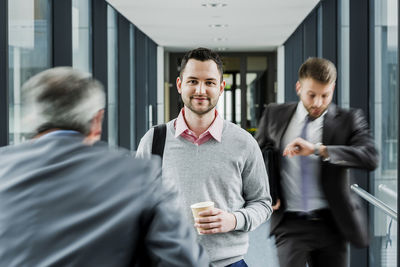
[0,67,209,267]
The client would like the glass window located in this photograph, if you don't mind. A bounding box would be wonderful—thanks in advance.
[338,0,350,108]
[221,74,233,121]
[235,73,241,125]
[216,90,225,119]
[130,24,136,150]
[221,57,241,125]
[370,0,398,266]
[317,5,323,57]
[246,56,267,131]
[107,6,118,147]
[8,0,52,144]
[72,0,92,73]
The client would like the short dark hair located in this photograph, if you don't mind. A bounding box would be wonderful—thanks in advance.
[179,47,223,82]
[298,57,337,84]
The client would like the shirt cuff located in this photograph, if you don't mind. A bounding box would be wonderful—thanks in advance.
[322,146,330,162]
[322,156,331,162]
[233,211,246,231]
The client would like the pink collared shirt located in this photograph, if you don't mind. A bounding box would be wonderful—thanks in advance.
[174,108,223,145]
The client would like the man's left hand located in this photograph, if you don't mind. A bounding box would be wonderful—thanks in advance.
[283,137,314,157]
[194,208,237,234]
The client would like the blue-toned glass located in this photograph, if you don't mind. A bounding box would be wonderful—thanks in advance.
[338,0,350,108]
[8,0,52,144]
[107,5,118,147]
[72,0,92,73]
[370,1,398,266]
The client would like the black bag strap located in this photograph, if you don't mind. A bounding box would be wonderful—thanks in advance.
[151,124,167,159]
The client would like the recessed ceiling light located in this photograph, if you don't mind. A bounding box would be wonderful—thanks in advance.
[202,3,227,8]
[209,24,228,28]
[214,37,227,42]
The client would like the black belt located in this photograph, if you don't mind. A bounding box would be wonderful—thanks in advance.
[284,209,331,221]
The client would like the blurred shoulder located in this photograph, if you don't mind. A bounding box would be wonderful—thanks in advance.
[329,104,365,120]
[266,102,297,113]
[85,141,161,181]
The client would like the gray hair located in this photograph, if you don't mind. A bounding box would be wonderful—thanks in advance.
[22,67,105,135]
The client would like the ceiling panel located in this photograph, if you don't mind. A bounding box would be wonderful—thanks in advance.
[107,0,320,52]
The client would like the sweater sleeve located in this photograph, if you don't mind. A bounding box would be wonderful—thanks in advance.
[136,128,155,159]
[233,136,273,231]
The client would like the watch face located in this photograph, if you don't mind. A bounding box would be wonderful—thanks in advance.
[314,143,322,156]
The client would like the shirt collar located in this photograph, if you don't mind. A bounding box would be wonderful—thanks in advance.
[175,109,189,137]
[207,110,223,142]
[296,101,309,122]
[40,130,81,138]
[174,108,223,142]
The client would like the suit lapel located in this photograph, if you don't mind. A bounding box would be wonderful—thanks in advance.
[322,104,338,145]
[277,103,297,148]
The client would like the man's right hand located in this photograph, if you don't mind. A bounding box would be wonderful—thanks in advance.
[272,199,281,211]
[195,208,237,234]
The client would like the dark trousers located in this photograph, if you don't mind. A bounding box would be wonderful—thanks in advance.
[225,259,248,267]
[274,211,347,267]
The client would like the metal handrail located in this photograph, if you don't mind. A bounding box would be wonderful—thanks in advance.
[378,184,397,200]
[351,184,397,221]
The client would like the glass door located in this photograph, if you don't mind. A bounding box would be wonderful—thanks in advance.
[217,56,241,125]
[246,56,268,133]
[370,0,398,266]
[218,54,272,135]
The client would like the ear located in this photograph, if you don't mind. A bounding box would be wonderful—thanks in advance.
[219,80,226,96]
[176,77,182,94]
[331,82,336,93]
[295,81,301,95]
[85,109,104,144]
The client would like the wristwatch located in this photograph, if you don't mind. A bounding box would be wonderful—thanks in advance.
[314,142,322,156]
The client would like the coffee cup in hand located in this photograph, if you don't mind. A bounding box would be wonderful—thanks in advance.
[190,201,214,234]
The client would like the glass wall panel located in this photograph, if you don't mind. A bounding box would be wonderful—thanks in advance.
[107,6,118,147]
[235,84,241,125]
[370,0,398,266]
[220,55,270,130]
[72,0,92,73]
[221,57,241,125]
[222,73,233,121]
[130,24,136,150]
[8,0,52,144]
[216,91,225,119]
[246,56,267,132]
[338,0,350,108]
[317,6,323,57]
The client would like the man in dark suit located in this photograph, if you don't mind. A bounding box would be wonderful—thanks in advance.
[255,57,378,267]
[0,67,209,267]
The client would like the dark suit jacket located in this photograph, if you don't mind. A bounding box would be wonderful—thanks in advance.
[0,133,209,267]
[255,102,378,248]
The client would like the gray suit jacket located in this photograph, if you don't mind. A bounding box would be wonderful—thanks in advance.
[0,133,209,266]
[256,103,378,248]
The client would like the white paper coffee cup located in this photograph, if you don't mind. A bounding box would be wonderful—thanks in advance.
[190,201,215,234]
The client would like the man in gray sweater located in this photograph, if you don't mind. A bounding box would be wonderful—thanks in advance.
[137,47,273,267]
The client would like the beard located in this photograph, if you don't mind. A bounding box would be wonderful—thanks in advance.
[306,105,328,119]
[182,95,218,116]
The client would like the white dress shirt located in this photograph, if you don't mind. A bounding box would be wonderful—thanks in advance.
[280,101,329,212]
